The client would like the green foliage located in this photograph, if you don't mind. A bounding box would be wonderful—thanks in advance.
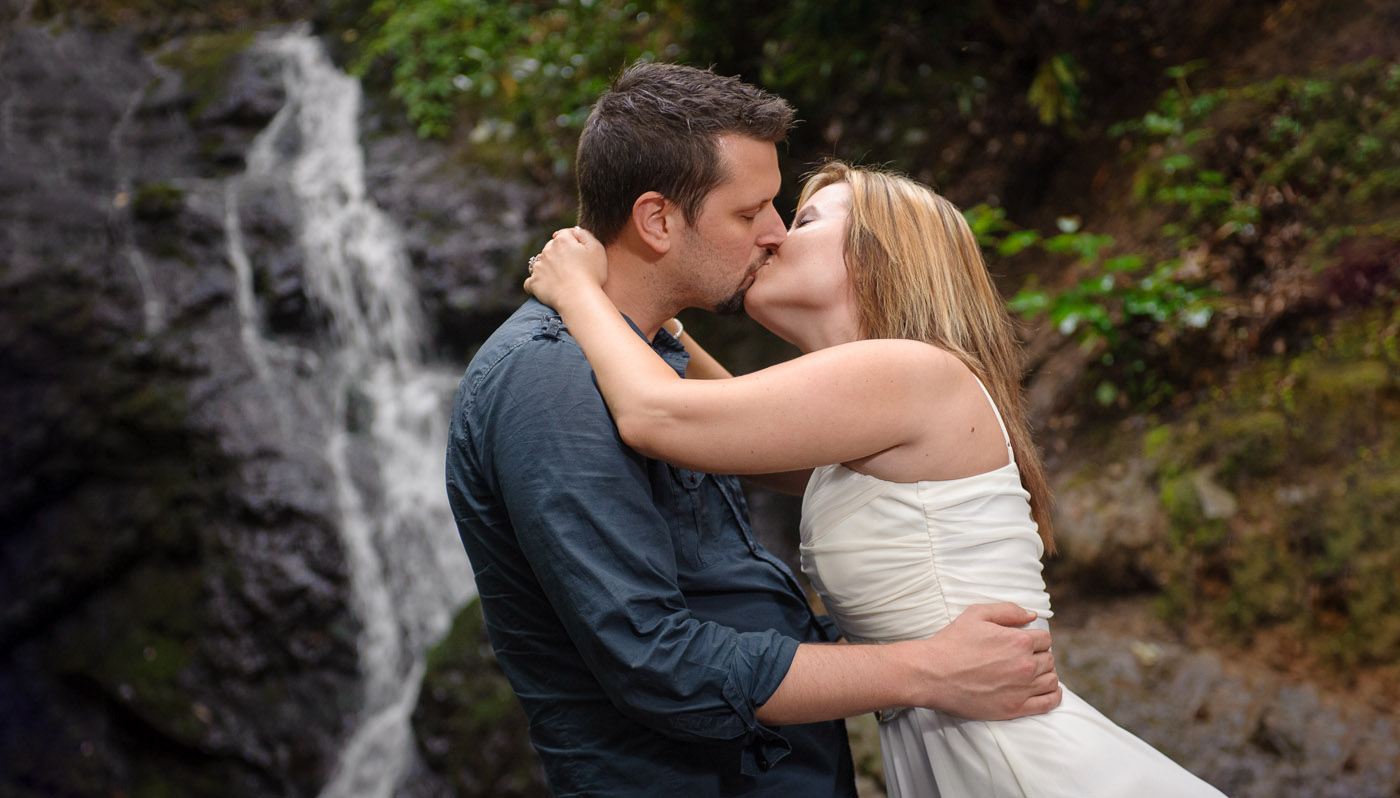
[1116,58,1400,257]
[349,0,683,176]
[344,0,1002,187]
[341,0,1145,197]
[997,58,1400,410]
[1026,53,1085,129]
[967,204,1215,406]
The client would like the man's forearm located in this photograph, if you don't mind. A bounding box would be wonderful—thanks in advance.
[755,603,1062,725]
[755,640,918,725]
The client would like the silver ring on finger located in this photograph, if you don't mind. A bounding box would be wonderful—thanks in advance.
[528,254,539,274]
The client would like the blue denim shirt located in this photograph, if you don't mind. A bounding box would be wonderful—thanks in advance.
[446,299,856,797]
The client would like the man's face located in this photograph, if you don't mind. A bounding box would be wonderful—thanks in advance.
[672,135,787,314]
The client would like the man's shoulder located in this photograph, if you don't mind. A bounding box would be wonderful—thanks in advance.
[458,299,589,403]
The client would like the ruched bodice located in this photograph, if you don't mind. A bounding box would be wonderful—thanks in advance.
[800,460,1051,644]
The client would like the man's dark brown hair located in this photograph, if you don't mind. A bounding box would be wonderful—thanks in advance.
[576,62,795,245]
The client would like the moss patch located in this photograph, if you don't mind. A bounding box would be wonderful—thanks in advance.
[411,599,546,797]
[32,0,311,46]
[154,29,256,120]
[1143,306,1400,674]
[131,181,185,220]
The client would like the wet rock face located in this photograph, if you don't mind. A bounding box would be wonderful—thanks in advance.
[0,14,550,794]
[1055,609,1400,798]
[0,26,359,797]
[359,111,544,364]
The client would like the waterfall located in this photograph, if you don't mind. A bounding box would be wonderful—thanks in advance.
[222,27,475,798]
[111,73,166,335]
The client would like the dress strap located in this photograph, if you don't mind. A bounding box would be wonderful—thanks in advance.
[970,374,1015,464]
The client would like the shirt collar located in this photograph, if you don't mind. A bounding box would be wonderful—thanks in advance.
[621,313,690,378]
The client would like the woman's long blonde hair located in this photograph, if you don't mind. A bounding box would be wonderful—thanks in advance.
[799,161,1055,553]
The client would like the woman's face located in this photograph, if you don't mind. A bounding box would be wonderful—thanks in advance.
[744,182,857,347]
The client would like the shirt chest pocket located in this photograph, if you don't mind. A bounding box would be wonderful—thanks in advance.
[658,465,716,569]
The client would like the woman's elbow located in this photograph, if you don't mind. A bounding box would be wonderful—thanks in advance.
[613,406,677,461]
[614,410,658,455]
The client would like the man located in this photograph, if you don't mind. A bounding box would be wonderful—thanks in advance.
[446,62,1060,797]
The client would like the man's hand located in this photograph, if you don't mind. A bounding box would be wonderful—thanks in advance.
[910,603,1060,720]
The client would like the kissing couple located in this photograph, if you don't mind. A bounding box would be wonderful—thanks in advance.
[447,61,1225,798]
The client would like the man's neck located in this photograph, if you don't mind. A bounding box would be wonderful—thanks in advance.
[600,244,678,342]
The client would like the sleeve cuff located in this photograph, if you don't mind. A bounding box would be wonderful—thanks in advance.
[724,632,802,775]
[738,723,792,776]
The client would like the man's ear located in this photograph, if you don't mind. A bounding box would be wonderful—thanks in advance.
[631,191,677,255]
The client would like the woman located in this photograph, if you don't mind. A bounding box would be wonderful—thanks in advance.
[524,161,1224,797]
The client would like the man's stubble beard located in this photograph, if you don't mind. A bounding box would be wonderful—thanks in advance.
[713,283,749,316]
[677,225,764,316]
[711,252,767,316]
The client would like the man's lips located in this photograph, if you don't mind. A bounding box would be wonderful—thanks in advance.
[742,258,770,287]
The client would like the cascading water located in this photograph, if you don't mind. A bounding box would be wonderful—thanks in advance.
[111,84,166,336]
[222,27,475,798]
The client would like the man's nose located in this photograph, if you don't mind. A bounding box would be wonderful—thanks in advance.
[757,205,787,250]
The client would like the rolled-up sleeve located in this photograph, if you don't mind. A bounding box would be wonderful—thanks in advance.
[466,329,798,769]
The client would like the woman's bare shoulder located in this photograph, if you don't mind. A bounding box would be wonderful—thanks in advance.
[811,338,968,380]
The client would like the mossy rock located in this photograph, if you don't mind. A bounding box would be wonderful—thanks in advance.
[411,599,547,797]
[132,181,185,220]
[155,29,256,120]
[1292,358,1397,463]
[1298,359,1393,403]
[1142,307,1400,667]
[1220,529,1307,630]
[33,0,310,47]
[1157,470,1201,534]
[49,559,210,743]
[1211,411,1289,481]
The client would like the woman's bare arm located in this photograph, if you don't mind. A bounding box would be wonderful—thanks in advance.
[668,318,811,495]
[525,229,960,477]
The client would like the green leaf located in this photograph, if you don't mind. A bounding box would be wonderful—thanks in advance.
[1104,254,1146,273]
[997,230,1041,256]
[1160,153,1195,174]
[1007,289,1049,315]
[1095,381,1120,406]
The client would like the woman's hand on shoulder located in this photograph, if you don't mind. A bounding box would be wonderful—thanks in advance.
[524,227,607,310]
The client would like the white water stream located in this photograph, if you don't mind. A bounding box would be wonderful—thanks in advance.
[222,27,475,798]
[110,84,167,336]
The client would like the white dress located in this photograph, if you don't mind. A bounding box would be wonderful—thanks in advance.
[799,379,1226,798]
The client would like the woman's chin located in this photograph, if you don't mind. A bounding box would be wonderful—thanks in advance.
[742,292,770,325]
[741,301,788,343]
